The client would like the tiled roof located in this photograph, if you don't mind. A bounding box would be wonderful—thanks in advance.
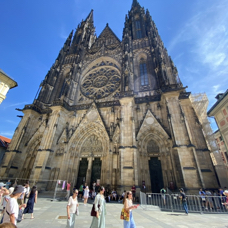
[0,135,11,148]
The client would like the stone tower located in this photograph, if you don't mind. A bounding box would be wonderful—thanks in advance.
[1,0,219,193]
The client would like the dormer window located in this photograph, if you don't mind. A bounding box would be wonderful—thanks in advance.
[140,58,148,86]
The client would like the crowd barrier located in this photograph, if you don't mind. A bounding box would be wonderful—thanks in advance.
[140,192,228,214]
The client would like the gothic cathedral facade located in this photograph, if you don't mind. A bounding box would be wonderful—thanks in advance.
[1,1,219,193]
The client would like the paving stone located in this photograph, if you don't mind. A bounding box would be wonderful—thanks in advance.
[15,198,228,228]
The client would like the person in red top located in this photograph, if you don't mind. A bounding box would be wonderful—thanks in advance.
[131,185,136,202]
[65,182,71,200]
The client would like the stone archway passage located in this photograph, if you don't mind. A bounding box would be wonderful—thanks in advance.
[149,157,164,193]
[76,158,88,189]
[90,158,102,188]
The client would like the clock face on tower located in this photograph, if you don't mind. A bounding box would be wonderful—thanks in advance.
[81,67,121,99]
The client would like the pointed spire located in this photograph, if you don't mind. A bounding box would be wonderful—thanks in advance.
[64,30,73,47]
[85,9,94,23]
[132,0,140,7]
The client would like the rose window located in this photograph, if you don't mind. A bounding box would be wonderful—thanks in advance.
[81,67,121,99]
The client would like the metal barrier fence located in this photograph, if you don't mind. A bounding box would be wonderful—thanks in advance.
[140,192,228,214]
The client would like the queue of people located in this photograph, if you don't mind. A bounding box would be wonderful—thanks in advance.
[0,181,38,226]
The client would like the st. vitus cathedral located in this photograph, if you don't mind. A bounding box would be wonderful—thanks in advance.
[1,0,219,193]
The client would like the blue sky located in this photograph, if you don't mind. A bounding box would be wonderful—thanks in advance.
[0,0,228,138]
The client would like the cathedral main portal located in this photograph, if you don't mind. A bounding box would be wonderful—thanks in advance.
[75,134,103,188]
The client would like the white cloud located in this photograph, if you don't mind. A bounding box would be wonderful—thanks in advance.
[3,102,28,110]
[169,0,228,100]
[0,131,14,137]
[6,120,18,125]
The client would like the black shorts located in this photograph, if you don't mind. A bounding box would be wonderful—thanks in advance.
[79,191,83,195]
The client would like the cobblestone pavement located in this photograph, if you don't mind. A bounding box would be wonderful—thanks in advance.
[14,198,228,228]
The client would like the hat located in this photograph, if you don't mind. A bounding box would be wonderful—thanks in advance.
[12,185,24,194]
[179,188,184,192]
[9,187,14,195]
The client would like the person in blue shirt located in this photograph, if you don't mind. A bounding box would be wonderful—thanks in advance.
[5,180,11,190]
[199,188,206,208]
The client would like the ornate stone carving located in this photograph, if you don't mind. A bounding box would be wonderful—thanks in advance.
[81,67,121,99]
[81,134,103,154]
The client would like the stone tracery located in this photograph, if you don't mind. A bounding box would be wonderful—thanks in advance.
[81,66,121,99]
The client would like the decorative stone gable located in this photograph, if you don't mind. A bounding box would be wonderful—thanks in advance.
[137,109,170,141]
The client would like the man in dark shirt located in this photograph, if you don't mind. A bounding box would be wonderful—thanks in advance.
[131,185,136,202]
[179,188,188,215]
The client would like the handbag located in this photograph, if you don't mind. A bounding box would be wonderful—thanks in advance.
[75,207,79,216]
[120,208,130,221]
[91,204,100,217]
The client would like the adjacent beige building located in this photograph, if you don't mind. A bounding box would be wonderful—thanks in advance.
[0,1,220,194]
[0,69,17,104]
[208,90,228,154]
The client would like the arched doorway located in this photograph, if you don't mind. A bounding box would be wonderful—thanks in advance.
[147,139,164,193]
[76,134,103,188]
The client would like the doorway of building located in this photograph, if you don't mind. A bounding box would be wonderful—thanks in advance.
[148,157,164,193]
[90,158,102,188]
[76,158,88,189]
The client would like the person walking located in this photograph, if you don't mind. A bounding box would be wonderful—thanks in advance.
[22,186,38,219]
[65,182,71,200]
[160,187,166,205]
[84,186,89,206]
[90,186,106,228]
[24,182,30,204]
[179,188,188,215]
[122,191,138,228]
[66,189,79,228]
[2,185,25,226]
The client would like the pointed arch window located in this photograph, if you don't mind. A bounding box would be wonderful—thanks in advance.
[135,20,142,39]
[140,58,149,86]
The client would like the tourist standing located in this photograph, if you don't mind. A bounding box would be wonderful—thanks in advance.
[122,191,138,228]
[65,182,71,200]
[24,182,30,203]
[84,186,89,206]
[131,185,136,202]
[199,188,206,208]
[2,185,25,225]
[22,186,38,219]
[79,184,83,200]
[66,189,79,228]
[90,186,106,228]
[0,187,14,223]
[5,180,11,190]
[179,188,188,215]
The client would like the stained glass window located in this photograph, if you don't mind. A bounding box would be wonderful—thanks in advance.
[135,20,142,39]
[140,58,148,86]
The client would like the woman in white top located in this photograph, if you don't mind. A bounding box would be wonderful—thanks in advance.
[83,186,89,206]
[66,189,79,228]
[123,191,137,228]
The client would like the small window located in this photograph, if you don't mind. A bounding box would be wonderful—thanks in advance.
[140,58,148,86]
